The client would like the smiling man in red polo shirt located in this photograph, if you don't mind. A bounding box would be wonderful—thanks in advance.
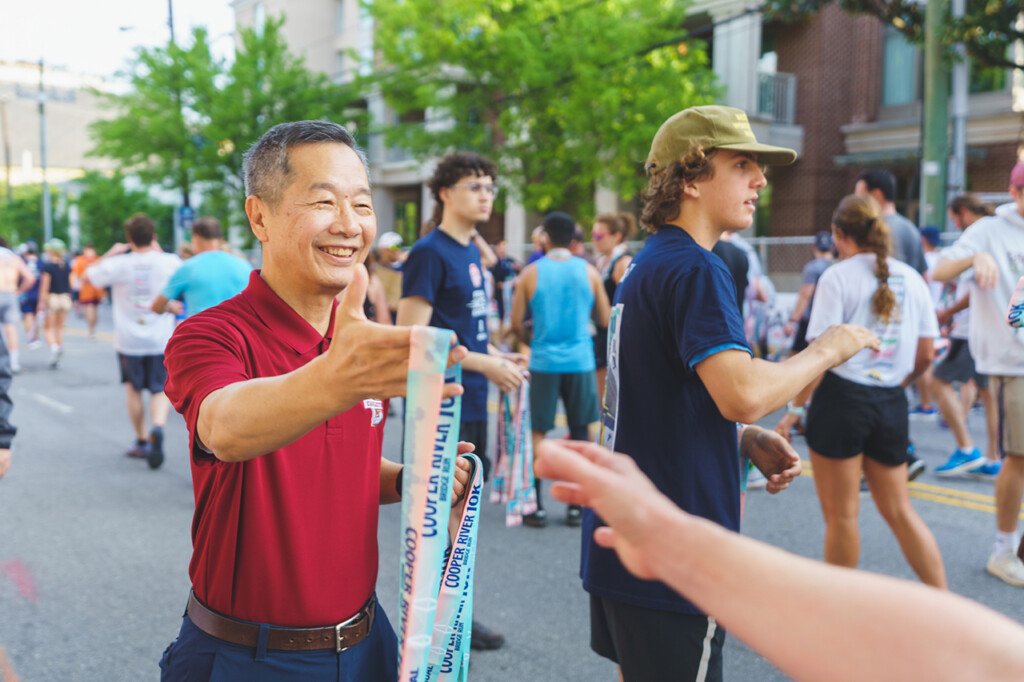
[160,121,469,680]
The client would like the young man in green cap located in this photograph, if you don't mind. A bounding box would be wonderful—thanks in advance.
[581,105,879,680]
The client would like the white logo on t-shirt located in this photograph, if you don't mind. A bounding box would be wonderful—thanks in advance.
[363,399,384,427]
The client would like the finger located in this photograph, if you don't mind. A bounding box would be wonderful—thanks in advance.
[336,264,369,322]
[447,345,469,366]
[548,481,589,507]
[456,444,475,456]
[441,383,465,400]
[593,526,618,549]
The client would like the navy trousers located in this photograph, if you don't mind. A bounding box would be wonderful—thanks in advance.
[159,600,398,681]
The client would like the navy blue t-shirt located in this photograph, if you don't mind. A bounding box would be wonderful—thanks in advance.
[583,226,750,615]
[401,229,490,422]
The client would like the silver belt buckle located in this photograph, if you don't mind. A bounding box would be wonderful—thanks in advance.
[334,609,364,653]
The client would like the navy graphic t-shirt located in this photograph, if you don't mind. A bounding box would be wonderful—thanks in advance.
[402,229,490,422]
[584,226,750,615]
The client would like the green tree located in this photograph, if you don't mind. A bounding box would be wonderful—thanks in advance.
[89,28,219,213]
[198,16,369,233]
[364,0,716,218]
[763,1,1023,70]
[0,186,66,247]
[70,171,174,251]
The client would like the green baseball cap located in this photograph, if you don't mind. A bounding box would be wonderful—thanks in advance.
[646,105,797,171]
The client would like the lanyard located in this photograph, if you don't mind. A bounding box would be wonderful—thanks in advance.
[492,381,537,526]
[398,326,482,682]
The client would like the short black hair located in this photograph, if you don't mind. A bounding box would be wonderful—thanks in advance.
[543,211,576,247]
[243,120,366,206]
[191,216,223,241]
[855,169,897,203]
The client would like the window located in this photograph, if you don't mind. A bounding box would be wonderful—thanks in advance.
[336,0,346,34]
[881,28,920,106]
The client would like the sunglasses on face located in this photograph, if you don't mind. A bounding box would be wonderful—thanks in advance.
[454,182,499,197]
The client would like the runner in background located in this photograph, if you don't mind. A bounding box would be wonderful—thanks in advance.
[18,242,42,349]
[511,211,609,528]
[0,238,36,373]
[803,194,945,589]
[36,239,73,369]
[932,194,1000,480]
[70,245,104,338]
[592,212,635,404]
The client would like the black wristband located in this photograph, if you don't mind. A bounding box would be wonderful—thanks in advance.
[395,467,404,497]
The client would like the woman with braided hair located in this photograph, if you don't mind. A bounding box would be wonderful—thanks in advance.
[803,194,947,587]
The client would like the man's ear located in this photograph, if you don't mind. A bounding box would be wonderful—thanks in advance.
[246,195,270,244]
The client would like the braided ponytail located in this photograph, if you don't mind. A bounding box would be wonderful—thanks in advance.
[865,217,897,323]
[832,195,896,323]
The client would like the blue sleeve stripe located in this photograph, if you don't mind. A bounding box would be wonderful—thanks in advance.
[688,343,751,369]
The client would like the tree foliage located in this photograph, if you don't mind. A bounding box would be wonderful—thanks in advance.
[763,0,1024,70]
[0,186,64,247]
[71,171,174,251]
[89,17,367,238]
[363,0,717,217]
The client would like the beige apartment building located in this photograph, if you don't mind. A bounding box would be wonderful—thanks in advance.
[0,60,114,191]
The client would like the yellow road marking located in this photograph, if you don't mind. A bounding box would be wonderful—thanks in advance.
[800,460,1024,520]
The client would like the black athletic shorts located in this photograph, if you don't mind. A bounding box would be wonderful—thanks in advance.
[934,338,989,389]
[459,420,490,482]
[805,371,909,465]
[118,353,167,394]
[590,595,725,682]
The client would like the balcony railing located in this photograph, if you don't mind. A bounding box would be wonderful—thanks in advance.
[757,71,797,125]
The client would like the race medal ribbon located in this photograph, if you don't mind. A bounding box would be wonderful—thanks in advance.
[399,326,482,682]
[491,382,537,526]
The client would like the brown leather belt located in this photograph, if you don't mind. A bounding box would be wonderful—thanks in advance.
[186,592,376,653]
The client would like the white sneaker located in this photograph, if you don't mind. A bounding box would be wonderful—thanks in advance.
[986,551,1024,587]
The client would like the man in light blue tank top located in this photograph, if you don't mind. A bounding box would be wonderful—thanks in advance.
[511,212,610,527]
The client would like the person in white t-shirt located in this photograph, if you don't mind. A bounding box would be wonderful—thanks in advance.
[932,194,1000,480]
[86,213,182,470]
[804,194,946,588]
[933,162,1024,587]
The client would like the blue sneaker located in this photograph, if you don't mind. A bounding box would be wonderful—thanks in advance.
[936,448,983,477]
[909,405,939,420]
[970,460,1002,480]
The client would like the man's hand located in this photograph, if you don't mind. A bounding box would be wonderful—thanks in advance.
[103,243,130,258]
[0,449,10,479]
[536,439,680,581]
[973,253,998,289]
[810,324,880,367]
[482,354,527,393]
[451,442,475,507]
[165,300,184,316]
[741,426,801,494]
[327,265,467,406]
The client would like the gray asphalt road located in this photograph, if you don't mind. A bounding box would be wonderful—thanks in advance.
[1,311,1021,681]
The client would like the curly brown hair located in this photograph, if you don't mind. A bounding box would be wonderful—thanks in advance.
[832,194,896,323]
[594,212,637,241]
[639,148,716,233]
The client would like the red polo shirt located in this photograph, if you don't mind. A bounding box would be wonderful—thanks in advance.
[164,271,387,627]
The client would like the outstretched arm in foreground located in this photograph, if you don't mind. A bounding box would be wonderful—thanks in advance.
[536,439,1024,682]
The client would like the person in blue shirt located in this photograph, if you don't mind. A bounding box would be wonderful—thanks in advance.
[150,217,252,318]
[396,151,526,652]
[510,211,610,528]
[585,105,879,681]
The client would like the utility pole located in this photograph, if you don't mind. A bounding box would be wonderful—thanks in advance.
[38,58,53,244]
[0,96,12,205]
[919,0,950,228]
[947,0,968,216]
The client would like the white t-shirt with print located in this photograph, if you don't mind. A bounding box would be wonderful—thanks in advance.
[807,253,939,387]
[939,202,1024,376]
[86,250,182,355]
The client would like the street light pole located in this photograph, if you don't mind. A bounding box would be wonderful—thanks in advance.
[919,0,950,228]
[38,58,53,244]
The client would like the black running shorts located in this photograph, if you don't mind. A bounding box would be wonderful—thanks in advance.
[118,353,167,394]
[933,338,989,389]
[805,371,909,465]
[590,595,725,682]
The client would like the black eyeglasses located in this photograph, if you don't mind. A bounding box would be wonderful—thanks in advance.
[454,182,499,197]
